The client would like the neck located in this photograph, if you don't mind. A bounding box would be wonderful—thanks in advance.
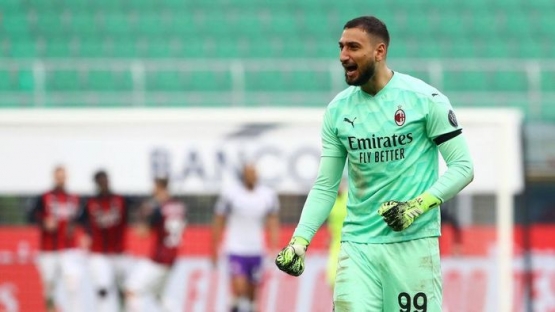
[360,65,393,96]
[156,191,170,202]
[53,186,65,192]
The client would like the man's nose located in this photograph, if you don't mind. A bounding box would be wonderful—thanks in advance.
[340,49,349,63]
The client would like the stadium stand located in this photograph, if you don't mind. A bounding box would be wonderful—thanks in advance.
[0,0,553,117]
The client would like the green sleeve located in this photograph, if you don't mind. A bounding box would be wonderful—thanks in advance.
[293,155,346,243]
[426,93,462,138]
[321,107,347,158]
[427,134,474,202]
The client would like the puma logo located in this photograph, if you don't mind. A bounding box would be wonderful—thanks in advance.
[344,117,356,127]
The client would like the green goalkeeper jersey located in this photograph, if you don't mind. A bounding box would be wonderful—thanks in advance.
[318,71,462,244]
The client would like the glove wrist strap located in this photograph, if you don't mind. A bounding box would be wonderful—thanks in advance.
[290,236,309,247]
[411,192,441,213]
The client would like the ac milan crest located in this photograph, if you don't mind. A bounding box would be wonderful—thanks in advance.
[395,106,405,126]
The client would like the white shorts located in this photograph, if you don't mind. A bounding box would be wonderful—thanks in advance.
[89,253,132,290]
[124,258,169,297]
[37,249,85,298]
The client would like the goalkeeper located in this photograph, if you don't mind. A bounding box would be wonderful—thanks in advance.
[275,16,474,312]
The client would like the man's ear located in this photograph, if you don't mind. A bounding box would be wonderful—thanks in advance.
[375,42,387,62]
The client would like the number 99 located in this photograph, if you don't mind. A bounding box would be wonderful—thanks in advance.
[398,292,427,312]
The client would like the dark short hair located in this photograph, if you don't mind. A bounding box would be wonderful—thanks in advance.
[93,170,107,181]
[344,16,390,47]
[154,177,169,189]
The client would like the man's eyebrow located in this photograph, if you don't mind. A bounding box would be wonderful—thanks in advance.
[339,41,361,46]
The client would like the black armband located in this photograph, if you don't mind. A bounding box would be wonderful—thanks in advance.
[433,129,462,145]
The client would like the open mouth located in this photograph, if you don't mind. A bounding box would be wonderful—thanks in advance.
[344,64,358,76]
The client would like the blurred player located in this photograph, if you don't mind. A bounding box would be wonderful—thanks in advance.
[275,16,474,311]
[326,182,347,288]
[124,177,186,312]
[28,165,84,312]
[211,164,280,312]
[80,170,130,312]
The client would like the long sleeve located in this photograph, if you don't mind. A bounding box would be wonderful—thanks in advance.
[293,155,346,243]
[428,135,474,202]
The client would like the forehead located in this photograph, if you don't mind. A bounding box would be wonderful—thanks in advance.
[243,165,256,174]
[339,27,372,45]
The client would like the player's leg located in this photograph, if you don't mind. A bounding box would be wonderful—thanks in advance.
[89,253,118,312]
[60,249,85,312]
[124,258,168,312]
[228,254,254,312]
[381,237,442,312]
[113,254,133,309]
[333,242,383,312]
[245,255,263,312]
[37,252,59,312]
[326,243,341,289]
[124,258,151,312]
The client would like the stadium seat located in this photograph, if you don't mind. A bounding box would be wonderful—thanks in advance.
[69,13,100,36]
[299,13,335,39]
[533,14,555,37]
[86,70,133,91]
[135,14,169,37]
[0,0,23,11]
[46,70,82,91]
[90,0,125,11]
[283,71,332,91]
[34,13,67,37]
[503,15,532,37]
[100,13,135,36]
[446,41,478,58]
[76,39,106,58]
[491,71,529,92]
[524,0,553,10]
[443,71,489,92]
[44,39,73,58]
[479,39,512,58]
[541,71,555,92]
[146,71,183,91]
[143,39,175,58]
[245,71,286,91]
[107,39,140,58]
[211,40,242,59]
[17,70,35,92]
[232,15,267,37]
[9,40,40,58]
[405,15,433,37]
[0,71,13,91]
[2,13,30,36]
[59,0,91,11]
[185,71,232,91]
[516,38,542,58]
[168,13,196,36]
[436,13,466,38]
[467,13,499,40]
[267,14,299,36]
[161,0,190,10]
[26,0,64,11]
[176,38,208,58]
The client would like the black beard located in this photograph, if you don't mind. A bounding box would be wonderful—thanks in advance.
[345,61,375,86]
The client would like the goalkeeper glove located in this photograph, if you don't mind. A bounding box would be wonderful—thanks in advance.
[378,193,441,231]
[275,237,309,276]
